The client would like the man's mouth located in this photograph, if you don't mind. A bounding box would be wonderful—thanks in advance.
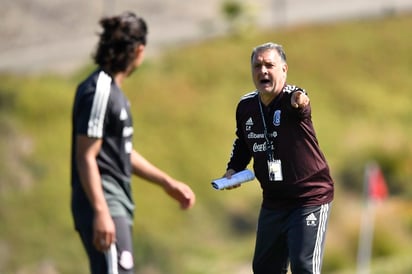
[259,79,271,85]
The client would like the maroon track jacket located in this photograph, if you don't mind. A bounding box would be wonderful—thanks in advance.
[227,85,334,209]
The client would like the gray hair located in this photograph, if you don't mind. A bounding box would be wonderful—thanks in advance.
[251,42,287,63]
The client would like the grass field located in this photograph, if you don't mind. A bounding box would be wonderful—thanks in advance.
[0,12,411,274]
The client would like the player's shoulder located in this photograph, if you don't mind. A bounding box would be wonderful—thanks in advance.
[75,70,112,105]
[239,90,259,102]
[77,70,99,92]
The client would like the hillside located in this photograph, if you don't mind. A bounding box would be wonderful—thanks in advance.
[0,13,412,274]
[1,0,411,74]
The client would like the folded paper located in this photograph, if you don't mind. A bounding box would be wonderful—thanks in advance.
[211,169,255,190]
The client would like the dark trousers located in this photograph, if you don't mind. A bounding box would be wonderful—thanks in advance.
[253,204,331,274]
[78,216,134,274]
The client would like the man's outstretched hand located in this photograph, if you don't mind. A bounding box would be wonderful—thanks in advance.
[291,91,310,108]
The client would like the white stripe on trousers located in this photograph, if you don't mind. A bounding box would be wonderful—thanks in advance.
[105,243,118,274]
[312,203,330,274]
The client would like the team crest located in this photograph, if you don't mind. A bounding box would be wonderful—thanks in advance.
[273,110,281,126]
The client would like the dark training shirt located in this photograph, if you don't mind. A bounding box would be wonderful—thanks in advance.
[71,70,135,229]
[227,85,334,209]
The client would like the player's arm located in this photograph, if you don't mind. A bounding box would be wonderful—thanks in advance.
[76,135,115,251]
[224,103,252,189]
[130,149,195,209]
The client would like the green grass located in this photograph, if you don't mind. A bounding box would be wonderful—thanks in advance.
[0,13,412,273]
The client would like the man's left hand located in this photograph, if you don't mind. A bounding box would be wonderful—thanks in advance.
[291,91,310,108]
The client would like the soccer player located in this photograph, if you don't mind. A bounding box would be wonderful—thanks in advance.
[71,11,195,274]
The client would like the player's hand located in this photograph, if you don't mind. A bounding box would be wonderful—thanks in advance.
[291,91,310,108]
[93,210,116,252]
[223,169,241,190]
[165,180,196,210]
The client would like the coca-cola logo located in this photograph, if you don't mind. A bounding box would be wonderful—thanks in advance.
[253,142,267,152]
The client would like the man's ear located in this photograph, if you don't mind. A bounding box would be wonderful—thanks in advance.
[282,63,288,73]
[135,44,145,57]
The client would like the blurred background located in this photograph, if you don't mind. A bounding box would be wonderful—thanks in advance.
[2,0,411,74]
[0,0,412,273]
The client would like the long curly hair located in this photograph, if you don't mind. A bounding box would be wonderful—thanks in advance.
[93,11,148,74]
